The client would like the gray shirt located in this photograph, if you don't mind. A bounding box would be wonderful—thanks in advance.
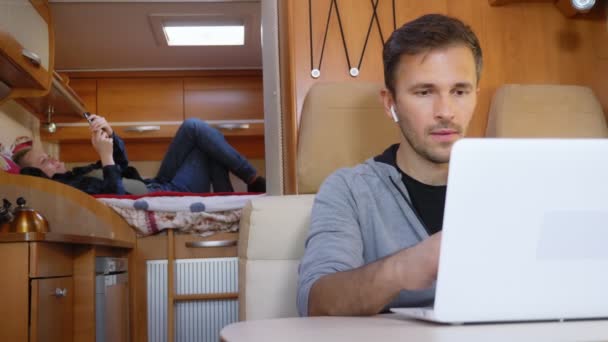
[297,149,436,316]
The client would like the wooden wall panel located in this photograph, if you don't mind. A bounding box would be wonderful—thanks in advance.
[282,0,608,192]
[97,78,184,122]
[184,76,263,120]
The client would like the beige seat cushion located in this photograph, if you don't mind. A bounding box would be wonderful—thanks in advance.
[297,82,399,194]
[486,84,608,138]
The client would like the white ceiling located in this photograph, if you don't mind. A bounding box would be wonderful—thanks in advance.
[50,1,262,71]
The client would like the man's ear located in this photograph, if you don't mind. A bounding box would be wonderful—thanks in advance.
[380,87,396,122]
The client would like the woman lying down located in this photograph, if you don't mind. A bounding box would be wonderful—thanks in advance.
[12,115,266,195]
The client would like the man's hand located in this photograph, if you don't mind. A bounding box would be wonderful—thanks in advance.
[308,231,442,316]
[91,129,115,166]
[393,231,442,290]
[88,114,113,137]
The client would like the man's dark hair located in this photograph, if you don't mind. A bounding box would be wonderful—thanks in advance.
[383,14,483,95]
[12,148,31,167]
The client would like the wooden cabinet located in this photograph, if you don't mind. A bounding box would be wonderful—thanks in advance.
[0,241,73,342]
[98,78,184,122]
[30,243,75,342]
[0,234,133,342]
[18,72,87,122]
[41,71,266,161]
[66,78,97,115]
[0,0,54,101]
[184,76,263,121]
[31,277,74,342]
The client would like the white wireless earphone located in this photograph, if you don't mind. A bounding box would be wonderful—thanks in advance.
[390,105,399,123]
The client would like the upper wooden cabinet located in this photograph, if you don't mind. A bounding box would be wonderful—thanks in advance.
[41,71,266,161]
[18,72,87,122]
[66,78,97,114]
[0,0,54,100]
[97,78,184,122]
[185,76,263,121]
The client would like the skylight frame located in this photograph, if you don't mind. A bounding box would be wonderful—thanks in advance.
[149,14,251,48]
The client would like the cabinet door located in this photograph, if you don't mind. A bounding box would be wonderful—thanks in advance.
[31,277,74,342]
[184,76,263,121]
[0,0,53,96]
[67,78,97,114]
[97,78,184,122]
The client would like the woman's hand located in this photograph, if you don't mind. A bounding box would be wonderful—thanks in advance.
[91,129,115,166]
[88,114,113,137]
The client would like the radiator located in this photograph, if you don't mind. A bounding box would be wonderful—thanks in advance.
[147,258,239,342]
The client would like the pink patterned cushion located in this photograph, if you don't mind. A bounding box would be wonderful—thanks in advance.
[0,153,20,174]
[0,142,20,174]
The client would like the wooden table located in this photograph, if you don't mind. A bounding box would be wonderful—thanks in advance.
[220,315,608,342]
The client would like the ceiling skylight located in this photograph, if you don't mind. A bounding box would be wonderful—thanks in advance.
[163,25,245,46]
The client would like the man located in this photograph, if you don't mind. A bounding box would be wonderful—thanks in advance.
[13,115,266,194]
[297,14,482,316]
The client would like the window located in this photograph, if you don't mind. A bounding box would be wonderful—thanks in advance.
[163,25,245,46]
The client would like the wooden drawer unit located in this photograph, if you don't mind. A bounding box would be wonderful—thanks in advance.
[31,276,74,342]
[29,242,73,278]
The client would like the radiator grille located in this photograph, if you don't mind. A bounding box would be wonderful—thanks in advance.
[175,258,238,295]
[147,258,239,342]
[147,260,168,342]
[175,300,239,342]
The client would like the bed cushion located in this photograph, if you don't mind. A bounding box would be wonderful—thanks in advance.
[0,143,20,174]
[0,154,20,174]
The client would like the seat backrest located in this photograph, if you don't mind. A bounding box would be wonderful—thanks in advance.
[486,84,608,138]
[238,195,315,320]
[297,82,399,194]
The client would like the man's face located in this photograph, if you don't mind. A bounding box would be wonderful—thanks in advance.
[20,149,67,177]
[389,44,478,164]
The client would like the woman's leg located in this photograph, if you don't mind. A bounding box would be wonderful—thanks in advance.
[150,149,212,192]
[209,159,234,192]
[156,118,258,184]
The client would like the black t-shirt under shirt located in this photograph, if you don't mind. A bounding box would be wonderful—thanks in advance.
[398,169,446,235]
[375,144,446,235]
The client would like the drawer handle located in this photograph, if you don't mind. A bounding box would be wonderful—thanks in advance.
[53,288,68,297]
[185,239,237,248]
[215,123,250,130]
[124,125,161,133]
[22,49,41,67]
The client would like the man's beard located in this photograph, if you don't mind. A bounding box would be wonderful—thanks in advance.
[397,121,463,164]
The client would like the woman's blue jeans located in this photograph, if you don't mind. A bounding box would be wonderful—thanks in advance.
[146,118,257,192]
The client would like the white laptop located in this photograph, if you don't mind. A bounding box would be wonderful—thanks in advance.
[391,138,608,324]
